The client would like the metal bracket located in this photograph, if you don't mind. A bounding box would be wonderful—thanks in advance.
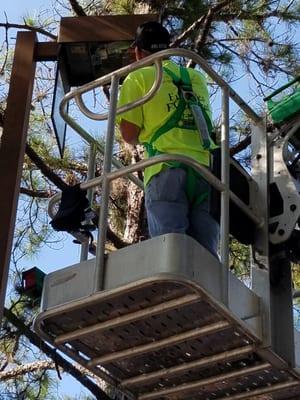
[269,118,300,244]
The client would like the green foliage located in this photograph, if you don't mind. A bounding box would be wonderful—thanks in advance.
[78,0,143,15]
[110,0,137,14]
[23,15,38,27]
[176,0,208,30]
[229,238,251,279]
[2,370,55,400]
[293,264,300,290]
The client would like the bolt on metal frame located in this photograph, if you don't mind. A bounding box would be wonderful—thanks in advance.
[57,48,264,302]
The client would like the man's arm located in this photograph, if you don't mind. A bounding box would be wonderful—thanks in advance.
[119,119,141,145]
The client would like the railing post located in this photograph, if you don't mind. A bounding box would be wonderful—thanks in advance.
[94,74,119,291]
[220,87,230,306]
[80,142,97,261]
[251,121,295,366]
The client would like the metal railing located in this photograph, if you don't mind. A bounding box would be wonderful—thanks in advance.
[54,48,264,304]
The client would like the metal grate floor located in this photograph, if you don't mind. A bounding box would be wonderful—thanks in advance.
[34,277,300,400]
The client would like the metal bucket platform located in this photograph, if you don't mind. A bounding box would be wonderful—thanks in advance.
[33,234,300,399]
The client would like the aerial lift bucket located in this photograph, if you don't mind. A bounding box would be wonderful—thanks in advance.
[33,234,300,400]
[33,45,300,399]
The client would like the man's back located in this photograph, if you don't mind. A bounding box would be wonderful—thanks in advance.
[118,60,213,185]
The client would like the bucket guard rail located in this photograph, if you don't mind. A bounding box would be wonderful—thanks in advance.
[55,48,265,287]
[36,48,300,400]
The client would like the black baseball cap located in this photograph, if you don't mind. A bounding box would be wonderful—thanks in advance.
[132,21,170,53]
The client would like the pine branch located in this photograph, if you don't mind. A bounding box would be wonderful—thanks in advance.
[214,35,291,76]
[0,22,56,40]
[230,136,251,157]
[20,187,55,198]
[3,307,112,400]
[195,0,232,51]
[171,0,231,48]
[171,6,299,48]
[68,0,87,16]
[0,360,54,381]
[216,10,300,22]
[25,143,68,190]
[170,14,206,47]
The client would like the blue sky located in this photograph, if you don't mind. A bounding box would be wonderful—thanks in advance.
[2,0,49,21]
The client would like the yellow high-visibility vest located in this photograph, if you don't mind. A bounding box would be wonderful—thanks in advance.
[117,60,214,186]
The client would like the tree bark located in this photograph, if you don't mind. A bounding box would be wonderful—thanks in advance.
[0,360,54,381]
[123,144,147,243]
[20,187,54,198]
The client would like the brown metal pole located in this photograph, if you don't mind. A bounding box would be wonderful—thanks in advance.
[0,31,37,317]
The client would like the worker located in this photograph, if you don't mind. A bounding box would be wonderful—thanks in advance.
[117,21,219,258]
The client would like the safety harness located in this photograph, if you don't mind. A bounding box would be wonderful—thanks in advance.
[143,65,214,205]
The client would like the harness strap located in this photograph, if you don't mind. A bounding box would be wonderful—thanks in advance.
[144,66,194,158]
[169,161,209,206]
[143,65,210,206]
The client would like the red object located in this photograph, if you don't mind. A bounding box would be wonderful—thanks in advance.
[21,267,45,298]
[23,270,36,291]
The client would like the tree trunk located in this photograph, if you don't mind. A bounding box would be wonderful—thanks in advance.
[123,144,148,243]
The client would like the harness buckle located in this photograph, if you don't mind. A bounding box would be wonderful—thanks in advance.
[180,87,198,104]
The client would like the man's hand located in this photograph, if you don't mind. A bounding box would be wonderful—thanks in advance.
[119,119,141,145]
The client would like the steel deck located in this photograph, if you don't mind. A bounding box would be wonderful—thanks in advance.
[34,276,300,400]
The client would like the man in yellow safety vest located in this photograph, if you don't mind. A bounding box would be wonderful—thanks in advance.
[117,21,219,258]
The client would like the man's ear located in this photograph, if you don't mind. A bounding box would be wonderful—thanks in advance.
[135,47,142,60]
[135,47,150,60]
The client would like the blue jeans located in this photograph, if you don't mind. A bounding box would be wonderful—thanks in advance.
[145,168,219,258]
